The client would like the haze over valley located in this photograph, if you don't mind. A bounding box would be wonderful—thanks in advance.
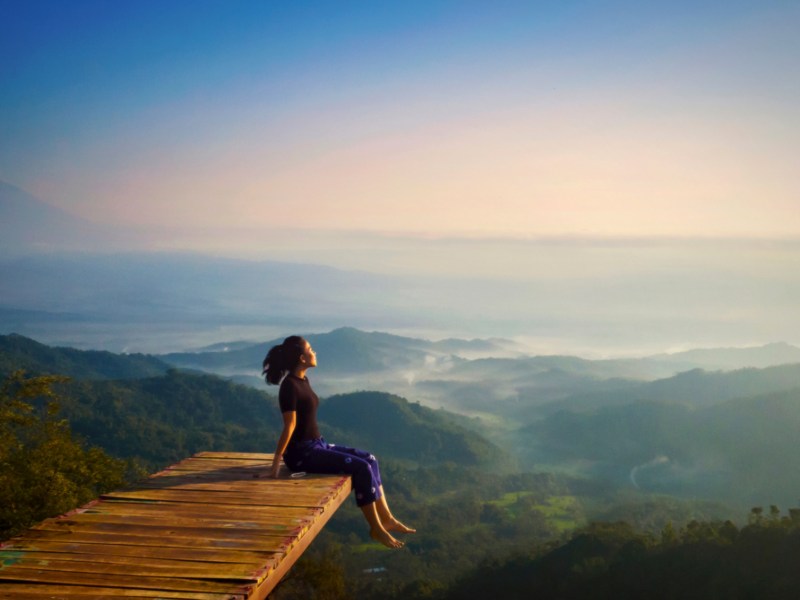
[4,182,800,360]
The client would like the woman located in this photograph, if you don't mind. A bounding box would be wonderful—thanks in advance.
[263,335,415,549]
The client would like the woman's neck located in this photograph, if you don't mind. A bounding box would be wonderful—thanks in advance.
[292,367,307,380]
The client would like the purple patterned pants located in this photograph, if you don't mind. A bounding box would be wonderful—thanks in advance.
[284,438,382,507]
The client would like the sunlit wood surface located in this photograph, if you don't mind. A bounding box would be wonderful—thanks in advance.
[0,452,351,599]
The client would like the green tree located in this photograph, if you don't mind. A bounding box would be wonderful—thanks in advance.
[0,371,133,540]
[270,545,347,600]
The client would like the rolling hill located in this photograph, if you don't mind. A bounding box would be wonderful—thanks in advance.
[0,333,169,379]
[522,384,800,507]
[534,362,800,416]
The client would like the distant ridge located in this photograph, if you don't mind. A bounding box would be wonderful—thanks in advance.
[525,383,800,506]
[0,333,168,379]
[646,341,800,371]
[537,362,800,416]
[320,390,506,467]
[0,181,125,255]
[161,326,521,376]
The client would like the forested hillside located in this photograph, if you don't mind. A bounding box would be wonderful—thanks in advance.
[0,333,168,379]
[539,362,800,414]
[0,373,133,539]
[48,375,506,471]
[524,387,800,507]
[56,371,282,468]
[319,391,506,467]
[442,510,800,600]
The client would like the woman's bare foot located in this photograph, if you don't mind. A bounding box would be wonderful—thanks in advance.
[383,518,416,534]
[370,527,404,549]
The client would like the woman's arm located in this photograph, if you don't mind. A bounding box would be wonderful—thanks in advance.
[271,410,296,478]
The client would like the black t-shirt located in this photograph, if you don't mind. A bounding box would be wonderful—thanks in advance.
[279,374,321,444]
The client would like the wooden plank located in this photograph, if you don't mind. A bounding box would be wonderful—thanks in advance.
[8,530,293,553]
[193,452,276,460]
[1,550,263,572]
[78,500,318,520]
[2,541,277,564]
[34,518,301,538]
[0,583,244,599]
[156,458,272,475]
[0,593,175,600]
[179,454,273,462]
[49,514,313,534]
[0,569,252,594]
[0,594,208,600]
[139,470,276,481]
[0,555,263,578]
[101,489,337,508]
[159,460,272,472]
[35,519,305,539]
[134,478,342,492]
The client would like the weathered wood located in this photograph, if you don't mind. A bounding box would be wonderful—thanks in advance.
[194,452,276,460]
[0,452,352,599]
[78,499,317,520]
[45,513,313,535]
[0,569,251,593]
[1,555,261,579]
[156,459,273,472]
[1,542,276,564]
[101,489,337,507]
[36,519,305,539]
[135,478,340,490]
[10,529,293,552]
[1,550,259,571]
[0,583,245,599]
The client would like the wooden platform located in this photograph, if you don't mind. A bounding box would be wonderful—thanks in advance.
[0,452,352,599]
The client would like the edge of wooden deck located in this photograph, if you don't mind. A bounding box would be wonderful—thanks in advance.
[0,452,352,599]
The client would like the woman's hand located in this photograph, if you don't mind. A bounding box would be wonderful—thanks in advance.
[271,411,296,479]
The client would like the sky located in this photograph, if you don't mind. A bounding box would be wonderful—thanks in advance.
[2,0,798,240]
[1,1,799,353]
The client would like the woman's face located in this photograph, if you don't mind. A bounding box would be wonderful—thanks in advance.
[300,341,317,369]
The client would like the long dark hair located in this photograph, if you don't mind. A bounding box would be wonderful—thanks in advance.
[262,335,307,385]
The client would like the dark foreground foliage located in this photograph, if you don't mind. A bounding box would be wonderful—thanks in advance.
[0,372,138,539]
[442,511,800,600]
[272,509,800,600]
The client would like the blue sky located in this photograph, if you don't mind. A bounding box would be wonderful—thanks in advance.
[3,0,798,239]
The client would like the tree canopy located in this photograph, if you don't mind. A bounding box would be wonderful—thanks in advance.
[0,371,135,539]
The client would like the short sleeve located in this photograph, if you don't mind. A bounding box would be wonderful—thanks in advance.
[279,378,298,413]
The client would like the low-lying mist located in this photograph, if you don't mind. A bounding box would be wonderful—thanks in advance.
[2,235,799,357]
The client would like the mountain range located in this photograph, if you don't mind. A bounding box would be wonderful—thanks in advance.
[158,327,800,417]
[4,330,800,508]
[0,181,140,256]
